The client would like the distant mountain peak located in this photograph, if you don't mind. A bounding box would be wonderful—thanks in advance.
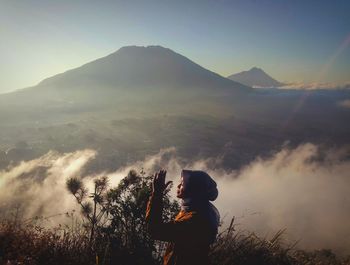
[249,67,264,72]
[228,67,284,88]
[104,45,173,59]
[250,66,261,70]
[115,45,169,52]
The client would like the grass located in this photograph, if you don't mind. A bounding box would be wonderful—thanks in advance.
[0,217,349,265]
[0,220,94,265]
[210,217,350,265]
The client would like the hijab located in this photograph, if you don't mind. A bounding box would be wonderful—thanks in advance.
[180,169,220,243]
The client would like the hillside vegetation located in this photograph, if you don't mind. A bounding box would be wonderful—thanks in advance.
[0,170,348,265]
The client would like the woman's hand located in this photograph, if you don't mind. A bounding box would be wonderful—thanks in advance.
[152,169,173,196]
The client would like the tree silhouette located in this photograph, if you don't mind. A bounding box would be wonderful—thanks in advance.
[66,169,180,265]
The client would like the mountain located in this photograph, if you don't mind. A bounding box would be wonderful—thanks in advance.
[227,67,284,87]
[38,45,249,91]
[0,46,250,109]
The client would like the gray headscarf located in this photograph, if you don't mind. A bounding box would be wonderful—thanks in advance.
[180,169,220,243]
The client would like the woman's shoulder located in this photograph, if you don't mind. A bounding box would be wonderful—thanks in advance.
[175,210,193,221]
[174,210,208,224]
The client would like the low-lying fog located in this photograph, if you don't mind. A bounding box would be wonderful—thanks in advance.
[1,143,349,255]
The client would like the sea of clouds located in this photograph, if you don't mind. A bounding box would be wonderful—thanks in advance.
[0,144,349,254]
[280,82,350,90]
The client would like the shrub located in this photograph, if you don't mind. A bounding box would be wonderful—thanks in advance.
[66,169,180,265]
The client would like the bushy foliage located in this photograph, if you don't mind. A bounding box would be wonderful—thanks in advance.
[0,170,349,265]
[65,169,180,265]
[0,221,93,265]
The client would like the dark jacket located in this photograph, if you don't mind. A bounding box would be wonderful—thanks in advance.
[146,193,212,265]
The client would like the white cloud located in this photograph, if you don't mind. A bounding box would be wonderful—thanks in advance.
[280,82,350,90]
[1,145,350,254]
[0,150,97,225]
[211,144,350,255]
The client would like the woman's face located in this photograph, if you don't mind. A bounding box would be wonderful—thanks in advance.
[177,176,185,198]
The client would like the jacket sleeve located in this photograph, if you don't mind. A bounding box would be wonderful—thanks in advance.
[145,193,194,242]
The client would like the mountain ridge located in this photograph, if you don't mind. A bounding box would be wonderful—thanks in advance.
[36,45,250,91]
[228,67,284,88]
[0,45,252,111]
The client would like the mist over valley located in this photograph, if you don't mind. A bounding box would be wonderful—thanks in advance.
[1,46,349,170]
[1,46,350,255]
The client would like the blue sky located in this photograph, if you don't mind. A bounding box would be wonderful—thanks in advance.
[1,0,349,92]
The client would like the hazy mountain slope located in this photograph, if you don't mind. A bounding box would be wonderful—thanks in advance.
[0,46,251,111]
[38,45,249,90]
[228,67,284,87]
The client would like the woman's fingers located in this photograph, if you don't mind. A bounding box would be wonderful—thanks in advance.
[165,181,173,189]
[163,181,173,195]
[160,170,164,182]
[158,169,166,183]
[152,169,168,194]
[159,169,164,176]
[154,171,158,182]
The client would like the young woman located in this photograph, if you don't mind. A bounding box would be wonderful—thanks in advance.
[146,169,220,265]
